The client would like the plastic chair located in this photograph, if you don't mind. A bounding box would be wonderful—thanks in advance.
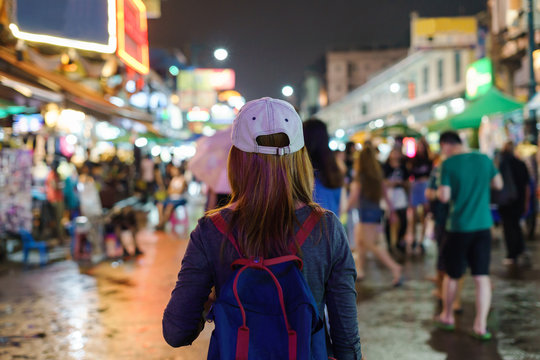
[19,229,48,266]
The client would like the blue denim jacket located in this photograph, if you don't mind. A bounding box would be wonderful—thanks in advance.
[162,206,362,359]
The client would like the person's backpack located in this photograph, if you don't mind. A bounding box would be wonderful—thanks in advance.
[207,211,329,360]
[492,158,518,206]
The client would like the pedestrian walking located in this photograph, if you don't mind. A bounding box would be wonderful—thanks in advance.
[156,165,188,230]
[163,97,362,359]
[434,131,503,341]
[425,156,463,311]
[45,158,65,242]
[407,137,433,254]
[346,143,403,285]
[383,148,409,254]
[496,141,531,266]
[303,118,345,216]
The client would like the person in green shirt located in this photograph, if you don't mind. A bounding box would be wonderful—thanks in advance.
[435,131,503,341]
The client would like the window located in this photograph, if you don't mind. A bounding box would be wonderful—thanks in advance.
[361,102,368,115]
[348,62,357,75]
[437,59,444,90]
[423,66,429,94]
[454,51,461,83]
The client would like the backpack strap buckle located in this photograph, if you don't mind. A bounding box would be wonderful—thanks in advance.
[248,256,265,269]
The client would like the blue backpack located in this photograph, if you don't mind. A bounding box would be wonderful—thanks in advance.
[208,211,329,360]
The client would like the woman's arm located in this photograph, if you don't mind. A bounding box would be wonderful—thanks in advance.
[326,218,363,359]
[162,221,213,347]
[345,180,361,212]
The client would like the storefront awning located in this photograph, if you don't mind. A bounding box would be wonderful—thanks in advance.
[373,124,422,138]
[0,47,154,124]
[449,88,523,129]
[426,88,524,132]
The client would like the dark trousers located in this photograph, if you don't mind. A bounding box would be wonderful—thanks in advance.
[499,207,525,260]
[385,208,407,251]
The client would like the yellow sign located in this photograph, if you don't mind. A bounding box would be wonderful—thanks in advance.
[411,16,477,50]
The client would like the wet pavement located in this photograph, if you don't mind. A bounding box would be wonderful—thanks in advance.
[1,217,540,359]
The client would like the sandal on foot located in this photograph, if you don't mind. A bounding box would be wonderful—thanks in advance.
[433,318,455,331]
[392,275,404,287]
[471,330,492,341]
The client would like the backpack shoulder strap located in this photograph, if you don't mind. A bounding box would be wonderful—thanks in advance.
[211,210,322,257]
[289,210,322,254]
[210,212,243,256]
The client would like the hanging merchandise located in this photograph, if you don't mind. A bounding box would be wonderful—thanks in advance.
[0,149,33,234]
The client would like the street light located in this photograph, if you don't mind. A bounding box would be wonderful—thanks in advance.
[214,48,228,61]
[282,85,294,97]
[390,82,401,93]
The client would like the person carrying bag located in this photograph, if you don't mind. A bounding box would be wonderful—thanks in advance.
[162,97,363,359]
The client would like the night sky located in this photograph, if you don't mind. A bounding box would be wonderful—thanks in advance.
[148,0,487,102]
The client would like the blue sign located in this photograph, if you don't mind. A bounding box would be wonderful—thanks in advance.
[12,0,115,52]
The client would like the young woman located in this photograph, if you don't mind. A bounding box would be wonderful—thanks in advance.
[407,137,433,254]
[156,165,187,230]
[347,144,402,286]
[163,97,362,359]
[383,148,410,254]
[303,118,345,215]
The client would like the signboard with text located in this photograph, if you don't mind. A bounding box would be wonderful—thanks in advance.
[11,0,115,53]
[465,57,493,100]
[117,0,149,74]
[178,69,236,92]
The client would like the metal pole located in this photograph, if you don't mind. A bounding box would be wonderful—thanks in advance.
[528,0,537,144]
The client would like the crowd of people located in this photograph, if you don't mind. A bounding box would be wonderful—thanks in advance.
[303,119,537,342]
[37,151,192,262]
[30,102,538,355]
[162,97,540,359]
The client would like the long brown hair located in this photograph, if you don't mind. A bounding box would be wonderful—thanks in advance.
[355,144,383,203]
[215,133,324,258]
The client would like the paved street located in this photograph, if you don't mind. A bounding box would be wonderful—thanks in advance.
[1,223,540,360]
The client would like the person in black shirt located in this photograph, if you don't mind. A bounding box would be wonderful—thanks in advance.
[498,142,531,265]
[407,137,433,254]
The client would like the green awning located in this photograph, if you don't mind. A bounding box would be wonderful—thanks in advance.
[426,118,451,132]
[425,88,524,132]
[449,88,523,129]
[0,99,37,118]
[372,124,422,138]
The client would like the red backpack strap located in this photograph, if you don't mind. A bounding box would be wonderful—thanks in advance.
[289,211,321,254]
[210,212,243,256]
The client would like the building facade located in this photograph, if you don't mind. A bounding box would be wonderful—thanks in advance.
[326,48,408,104]
[316,48,476,134]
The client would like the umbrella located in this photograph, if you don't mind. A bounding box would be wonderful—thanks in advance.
[189,127,232,194]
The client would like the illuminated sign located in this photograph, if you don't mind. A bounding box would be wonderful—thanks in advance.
[179,69,236,91]
[466,58,493,100]
[117,0,150,74]
[187,107,210,122]
[10,0,116,53]
[142,0,161,19]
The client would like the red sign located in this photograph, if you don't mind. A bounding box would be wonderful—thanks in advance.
[117,0,149,74]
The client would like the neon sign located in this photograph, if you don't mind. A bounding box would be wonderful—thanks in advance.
[10,0,116,53]
[116,0,150,74]
[466,58,493,100]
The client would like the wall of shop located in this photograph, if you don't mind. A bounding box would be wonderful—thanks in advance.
[316,48,475,134]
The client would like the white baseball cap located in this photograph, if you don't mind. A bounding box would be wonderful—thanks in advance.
[231,97,304,156]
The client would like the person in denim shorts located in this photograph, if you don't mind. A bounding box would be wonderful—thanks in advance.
[347,143,402,286]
